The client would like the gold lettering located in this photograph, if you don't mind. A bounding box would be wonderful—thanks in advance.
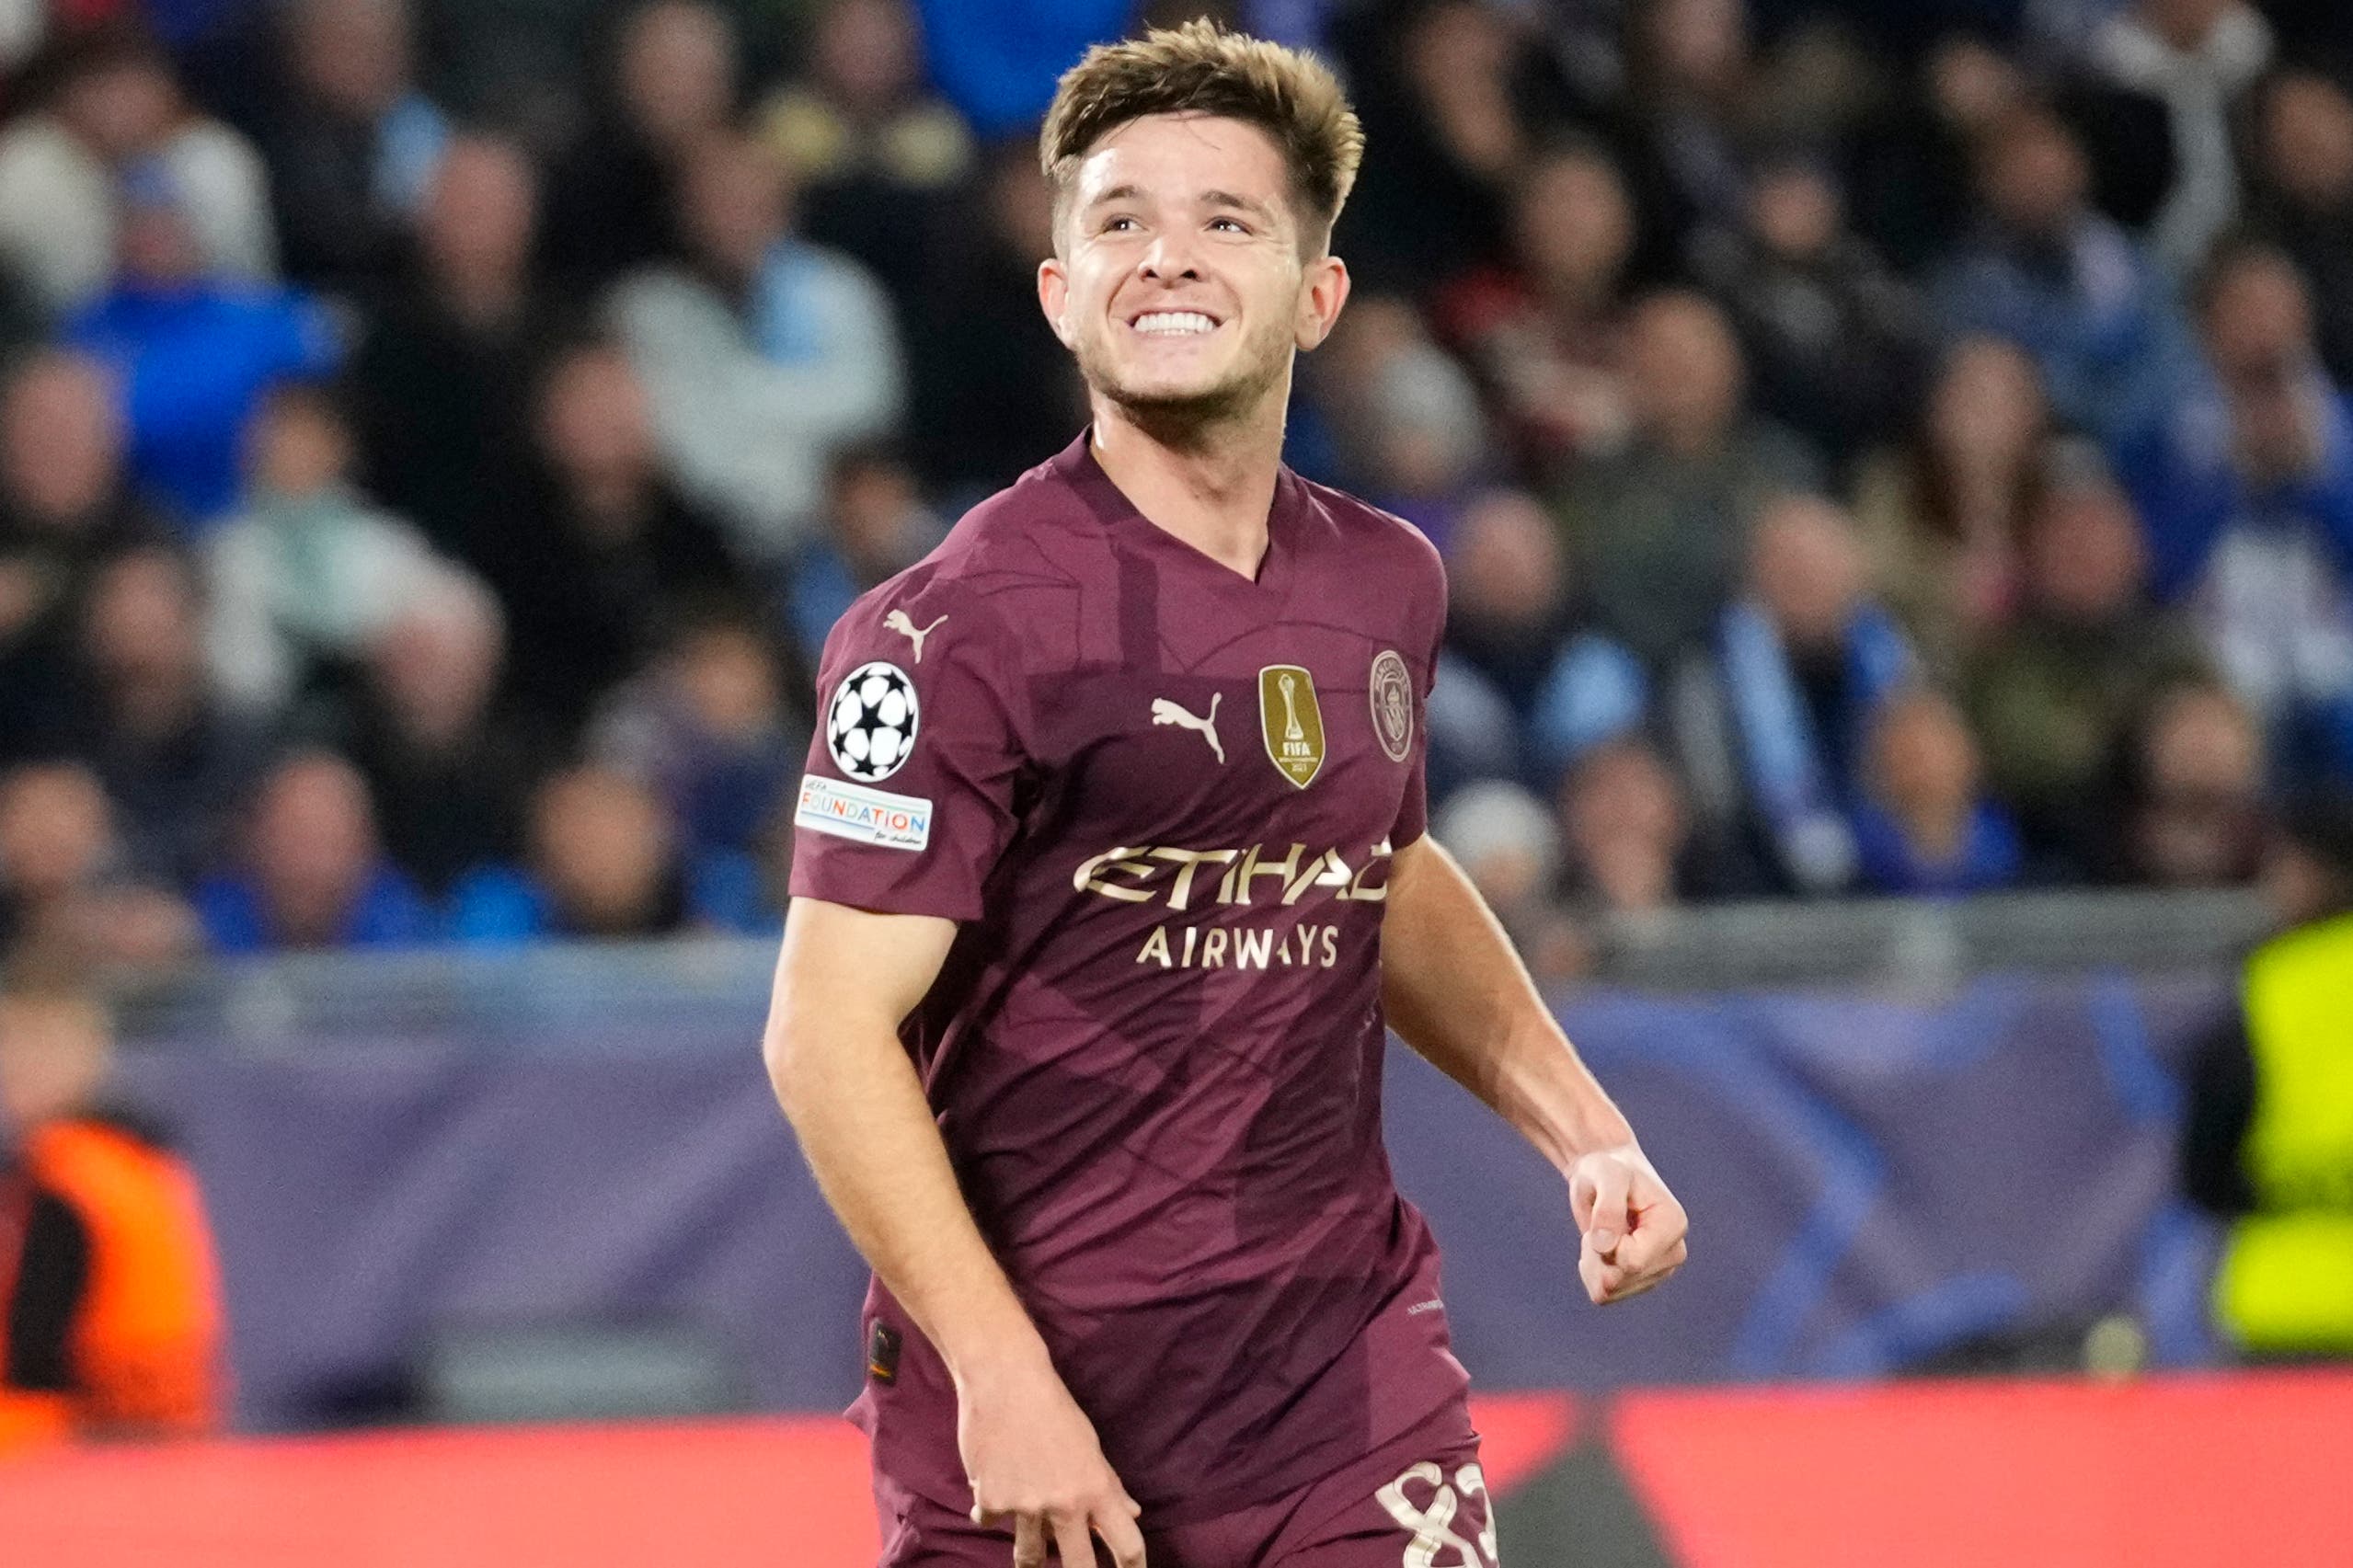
[1235,929,1275,969]
[1230,842,1305,906]
[1149,847,1239,912]
[1181,925,1198,966]
[1136,925,1172,967]
[1073,847,1158,902]
[1074,840,1394,910]
[1321,926,1339,967]
[1201,929,1229,967]
[1282,848,1351,905]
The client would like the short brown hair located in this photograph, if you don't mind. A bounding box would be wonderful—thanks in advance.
[1039,18,1364,251]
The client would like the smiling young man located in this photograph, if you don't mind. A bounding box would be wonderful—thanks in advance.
[763,22,1687,1568]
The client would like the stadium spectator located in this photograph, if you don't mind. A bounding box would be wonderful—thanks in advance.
[348,133,558,572]
[0,25,274,320]
[1853,35,2031,273]
[2064,0,2273,276]
[65,159,341,523]
[1688,147,1929,465]
[1432,778,1586,983]
[1332,0,1566,295]
[1435,487,1649,789]
[1338,319,1490,553]
[2118,241,2353,782]
[254,0,450,299]
[340,577,535,899]
[0,350,158,549]
[2117,680,2270,887]
[590,617,801,861]
[761,0,975,304]
[489,341,751,739]
[1853,336,2049,671]
[448,764,748,943]
[1848,685,2025,896]
[608,131,905,565]
[2249,71,2353,390]
[786,443,945,663]
[0,351,161,763]
[902,136,1087,502]
[1298,291,1420,484]
[1550,290,1820,667]
[1444,486,1585,717]
[1935,100,2192,443]
[1432,141,1641,475]
[0,761,198,970]
[0,974,225,1444]
[201,383,480,722]
[1617,0,1779,240]
[540,0,737,292]
[1705,493,1917,897]
[1968,440,2210,869]
[193,749,434,952]
[68,545,266,886]
[1556,737,1721,915]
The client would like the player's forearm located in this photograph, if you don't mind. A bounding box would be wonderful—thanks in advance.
[765,1011,1050,1382]
[1381,838,1636,1173]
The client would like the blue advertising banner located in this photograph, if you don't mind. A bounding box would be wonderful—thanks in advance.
[120,970,2235,1430]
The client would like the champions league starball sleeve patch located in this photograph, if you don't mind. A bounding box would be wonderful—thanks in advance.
[826,660,921,782]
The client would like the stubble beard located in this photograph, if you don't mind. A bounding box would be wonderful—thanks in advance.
[1074,316,1293,444]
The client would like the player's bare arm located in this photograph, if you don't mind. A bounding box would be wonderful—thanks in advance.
[1381,837,1691,1305]
[763,898,1147,1567]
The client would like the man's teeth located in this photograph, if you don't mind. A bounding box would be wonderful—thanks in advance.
[1133,312,1216,336]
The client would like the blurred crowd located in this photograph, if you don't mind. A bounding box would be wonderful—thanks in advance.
[0,0,2347,978]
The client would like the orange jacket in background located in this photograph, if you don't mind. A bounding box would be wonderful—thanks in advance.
[0,1113,226,1448]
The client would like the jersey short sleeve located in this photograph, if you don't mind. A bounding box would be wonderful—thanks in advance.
[1387,531,1449,852]
[788,582,1030,923]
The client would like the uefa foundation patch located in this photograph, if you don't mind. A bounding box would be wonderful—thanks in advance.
[797,774,934,852]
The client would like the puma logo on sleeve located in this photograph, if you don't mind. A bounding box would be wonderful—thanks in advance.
[884,609,947,662]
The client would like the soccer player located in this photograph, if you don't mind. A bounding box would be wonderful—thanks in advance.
[764,22,1688,1567]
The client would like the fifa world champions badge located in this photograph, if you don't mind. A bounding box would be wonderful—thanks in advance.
[1258,665,1326,788]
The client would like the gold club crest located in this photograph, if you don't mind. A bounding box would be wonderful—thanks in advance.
[1258,665,1326,788]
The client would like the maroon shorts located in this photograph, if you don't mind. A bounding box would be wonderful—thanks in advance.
[872,1400,1496,1568]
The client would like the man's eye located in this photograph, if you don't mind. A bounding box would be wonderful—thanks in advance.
[1211,217,1249,234]
[1104,216,1138,233]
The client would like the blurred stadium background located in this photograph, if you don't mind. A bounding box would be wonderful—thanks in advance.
[0,0,2351,1562]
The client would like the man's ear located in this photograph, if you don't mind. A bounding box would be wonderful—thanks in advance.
[1295,253,1352,351]
[1039,254,1075,349]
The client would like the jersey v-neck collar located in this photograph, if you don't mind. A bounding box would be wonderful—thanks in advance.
[1057,430,1303,597]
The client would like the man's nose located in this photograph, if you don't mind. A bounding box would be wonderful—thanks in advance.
[1139,232,1203,281]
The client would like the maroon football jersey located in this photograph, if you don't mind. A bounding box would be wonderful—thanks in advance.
[789,435,1470,1522]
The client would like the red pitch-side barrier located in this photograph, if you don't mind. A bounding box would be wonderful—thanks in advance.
[0,1393,1574,1566]
[1611,1369,2353,1568]
[0,1377,2345,1565]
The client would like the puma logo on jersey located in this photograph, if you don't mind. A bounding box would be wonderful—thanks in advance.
[883,610,947,662]
[1151,693,1224,764]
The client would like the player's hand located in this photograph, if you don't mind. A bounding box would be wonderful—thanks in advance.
[1568,1145,1688,1306]
[958,1348,1146,1567]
